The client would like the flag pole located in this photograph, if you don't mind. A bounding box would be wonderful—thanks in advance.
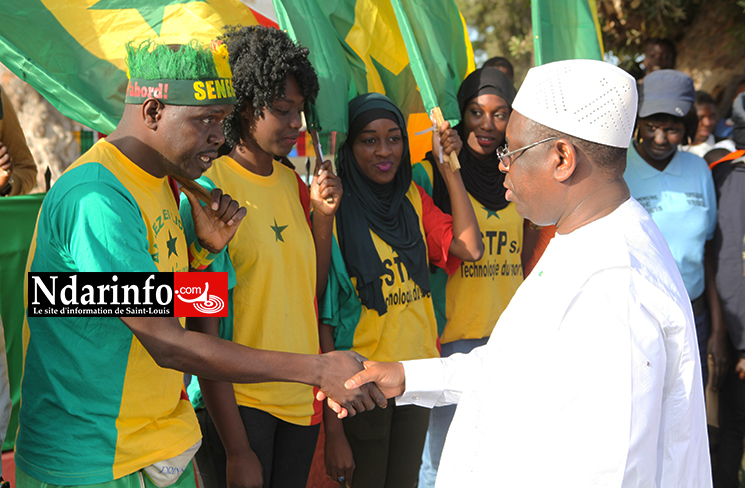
[390,0,460,171]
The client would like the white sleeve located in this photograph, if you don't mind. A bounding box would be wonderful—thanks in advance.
[396,344,490,408]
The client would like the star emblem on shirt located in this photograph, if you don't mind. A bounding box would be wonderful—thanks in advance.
[271,219,289,242]
[482,206,500,220]
[166,230,179,258]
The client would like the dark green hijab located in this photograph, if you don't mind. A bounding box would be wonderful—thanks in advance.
[336,93,429,316]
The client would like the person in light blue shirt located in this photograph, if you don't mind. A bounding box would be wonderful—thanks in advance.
[624,69,727,392]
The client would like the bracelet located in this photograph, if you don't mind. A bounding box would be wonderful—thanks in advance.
[188,241,219,270]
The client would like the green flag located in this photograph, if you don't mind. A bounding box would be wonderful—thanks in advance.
[273,0,474,134]
[0,0,277,134]
[531,0,604,66]
[390,0,474,126]
[0,193,45,450]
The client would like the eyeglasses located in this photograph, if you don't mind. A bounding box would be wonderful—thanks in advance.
[496,137,559,169]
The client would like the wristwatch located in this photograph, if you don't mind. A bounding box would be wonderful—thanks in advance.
[0,175,13,196]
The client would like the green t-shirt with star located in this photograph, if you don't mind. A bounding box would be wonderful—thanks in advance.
[180,156,322,426]
[18,139,196,485]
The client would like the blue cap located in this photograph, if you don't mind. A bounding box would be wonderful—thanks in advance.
[638,69,695,118]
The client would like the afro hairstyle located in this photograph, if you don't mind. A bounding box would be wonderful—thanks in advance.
[126,39,218,80]
[220,25,319,147]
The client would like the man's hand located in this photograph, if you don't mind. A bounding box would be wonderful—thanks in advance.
[320,360,406,417]
[735,358,745,381]
[0,142,12,187]
[226,450,263,488]
[315,351,387,417]
[182,186,247,253]
[708,327,729,391]
[346,361,406,398]
[324,422,355,488]
[310,160,342,217]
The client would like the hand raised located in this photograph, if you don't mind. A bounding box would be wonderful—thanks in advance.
[432,121,462,179]
[311,160,342,217]
[182,185,247,253]
[437,121,462,158]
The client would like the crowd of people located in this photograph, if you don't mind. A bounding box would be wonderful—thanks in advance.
[3,17,745,488]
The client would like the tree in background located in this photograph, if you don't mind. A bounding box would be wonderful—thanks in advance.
[598,0,744,75]
[455,0,532,84]
[456,0,745,108]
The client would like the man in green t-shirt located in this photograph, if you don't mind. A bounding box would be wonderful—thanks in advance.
[17,40,384,488]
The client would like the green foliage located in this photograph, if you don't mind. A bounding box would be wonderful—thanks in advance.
[730,1,745,44]
[597,0,701,62]
[455,0,533,83]
[126,40,218,80]
[457,0,745,84]
[598,0,745,72]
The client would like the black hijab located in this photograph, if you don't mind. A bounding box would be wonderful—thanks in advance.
[429,68,516,214]
[336,93,430,316]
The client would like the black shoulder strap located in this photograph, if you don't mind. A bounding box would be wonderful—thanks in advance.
[712,159,736,201]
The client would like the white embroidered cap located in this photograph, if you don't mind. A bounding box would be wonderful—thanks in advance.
[512,59,638,148]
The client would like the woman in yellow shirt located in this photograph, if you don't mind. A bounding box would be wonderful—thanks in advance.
[411,67,536,488]
[182,26,341,488]
[320,93,483,488]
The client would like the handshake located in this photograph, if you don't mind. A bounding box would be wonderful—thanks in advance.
[315,351,406,417]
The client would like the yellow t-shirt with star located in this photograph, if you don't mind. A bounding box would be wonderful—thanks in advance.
[181,156,321,426]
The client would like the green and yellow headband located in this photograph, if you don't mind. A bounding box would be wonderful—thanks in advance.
[125,78,236,105]
[125,40,236,106]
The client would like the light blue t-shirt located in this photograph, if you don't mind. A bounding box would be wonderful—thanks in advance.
[624,143,717,300]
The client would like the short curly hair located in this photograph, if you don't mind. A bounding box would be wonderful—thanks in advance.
[220,25,319,147]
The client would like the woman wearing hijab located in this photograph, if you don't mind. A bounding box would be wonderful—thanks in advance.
[410,67,536,488]
[320,93,483,488]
